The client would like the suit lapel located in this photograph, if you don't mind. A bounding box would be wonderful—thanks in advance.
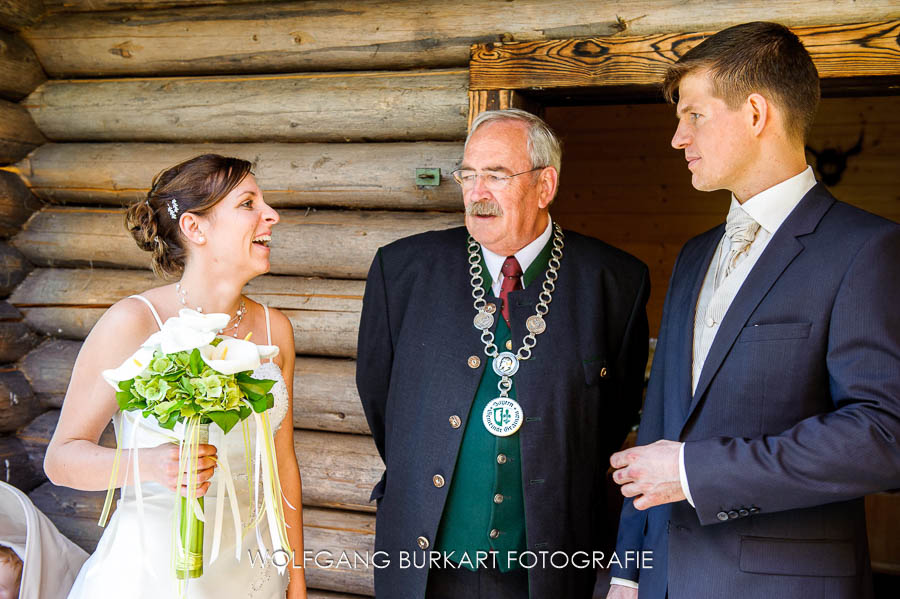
[683,185,835,427]
[674,230,723,419]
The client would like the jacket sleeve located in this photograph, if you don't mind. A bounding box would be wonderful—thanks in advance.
[685,226,900,525]
[610,253,680,583]
[356,249,394,499]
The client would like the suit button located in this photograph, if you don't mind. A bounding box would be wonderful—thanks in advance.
[417,536,429,550]
[489,529,500,539]
[505,340,512,350]
[432,475,445,488]
[738,508,749,517]
[449,415,461,429]
[600,367,608,378]
[706,316,715,327]
[727,510,739,520]
[493,493,504,504]
[467,355,481,368]
[497,454,508,465]
[749,507,760,514]
[716,511,729,522]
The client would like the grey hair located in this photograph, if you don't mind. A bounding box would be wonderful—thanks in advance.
[466,108,562,176]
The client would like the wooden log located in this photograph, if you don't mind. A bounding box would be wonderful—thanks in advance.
[0,169,42,237]
[21,306,359,357]
[0,320,40,363]
[0,241,30,296]
[14,142,464,211]
[0,1,45,31]
[17,338,76,408]
[27,482,109,553]
[19,338,369,432]
[0,434,42,492]
[0,299,18,319]
[12,207,464,278]
[0,369,41,433]
[17,408,116,481]
[0,99,45,164]
[43,0,268,10]
[294,358,368,435]
[10,267,364,313]
[469,21,900,91]
[0,30,45,100]
[303,507,375,596]
[23,70,469,143]
[294,430,381,513]
[21,0,900,76]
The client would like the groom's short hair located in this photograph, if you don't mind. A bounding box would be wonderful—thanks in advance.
[662,21,821,143]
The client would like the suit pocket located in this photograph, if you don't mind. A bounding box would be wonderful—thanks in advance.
[582,356,609,387]
[738,322,811,343]
[739,536,856,576]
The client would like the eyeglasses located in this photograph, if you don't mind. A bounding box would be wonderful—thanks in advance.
[451,167,545,191]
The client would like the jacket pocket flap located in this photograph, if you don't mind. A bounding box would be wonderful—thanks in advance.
[738,322,811,343]
[739,536,856,577]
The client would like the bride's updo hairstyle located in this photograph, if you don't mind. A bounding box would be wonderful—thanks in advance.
[126,154,252,279]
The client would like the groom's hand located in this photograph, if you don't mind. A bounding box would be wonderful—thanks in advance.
[610,440,685,510]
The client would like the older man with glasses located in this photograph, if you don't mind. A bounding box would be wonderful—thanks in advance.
[356,108,651,599]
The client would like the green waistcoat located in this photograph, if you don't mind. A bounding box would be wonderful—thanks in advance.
[434,237,553,573]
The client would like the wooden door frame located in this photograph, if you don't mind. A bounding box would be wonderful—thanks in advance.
[466,20,900,126]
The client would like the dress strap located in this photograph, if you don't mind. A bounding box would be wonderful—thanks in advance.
[128,294,164,330]
[262,303,274,362]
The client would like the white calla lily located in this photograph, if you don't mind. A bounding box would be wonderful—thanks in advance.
[256,344,280,360]
[102,346,156,389]
[143,309,231,354]
[199,338,263,375]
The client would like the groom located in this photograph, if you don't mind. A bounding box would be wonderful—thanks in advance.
[608,21,900,599]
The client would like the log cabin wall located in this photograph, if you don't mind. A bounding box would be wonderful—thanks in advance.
[0,2,899,597]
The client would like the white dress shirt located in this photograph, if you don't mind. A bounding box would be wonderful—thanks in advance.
[611,166,817,591]
[481,217,553,295]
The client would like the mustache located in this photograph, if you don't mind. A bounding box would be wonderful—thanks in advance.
[466,200,503,217]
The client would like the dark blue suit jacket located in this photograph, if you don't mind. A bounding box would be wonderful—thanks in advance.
[357,226,650,598]
[612,184,900,598]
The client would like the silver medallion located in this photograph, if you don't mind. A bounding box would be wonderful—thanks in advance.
[492,352,519,377]
[483,397,524,437]
[526,315,546,335]
[473,310,494,330]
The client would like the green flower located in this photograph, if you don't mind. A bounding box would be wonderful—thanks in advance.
[133,377,170,403]
[148,353,176,375]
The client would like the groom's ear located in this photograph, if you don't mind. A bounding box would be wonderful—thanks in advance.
[179,212,206,245]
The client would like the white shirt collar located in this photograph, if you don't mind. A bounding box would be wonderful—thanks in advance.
[481,217,553,291]
[732,165,817,234]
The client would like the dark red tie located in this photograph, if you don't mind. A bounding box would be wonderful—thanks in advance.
[500,256,523,326]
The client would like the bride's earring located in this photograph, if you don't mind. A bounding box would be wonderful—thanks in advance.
[198,235,205,243]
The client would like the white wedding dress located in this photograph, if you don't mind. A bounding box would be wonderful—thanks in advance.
[67,297,291,599]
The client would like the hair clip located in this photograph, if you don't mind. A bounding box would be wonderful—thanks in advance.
[166,198,179,220]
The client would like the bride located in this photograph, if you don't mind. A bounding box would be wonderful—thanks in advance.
[43,154,307,599]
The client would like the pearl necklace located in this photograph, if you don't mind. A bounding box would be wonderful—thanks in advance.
[175,282,247,337]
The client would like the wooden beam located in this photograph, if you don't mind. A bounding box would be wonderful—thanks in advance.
[0,434,42,491]
[0,0,45,32]
[0,169,42,237]
[0,30,45,100]
[12,207,464,278]
[21,1,900,76]
[469,20,900,91]
[23,70,469,143]
[0,370,41,433]
[0,99,44,164]
[13,142,464,211]
[0,241,30,295]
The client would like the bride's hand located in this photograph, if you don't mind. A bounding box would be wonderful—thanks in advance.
[142,443,218,497]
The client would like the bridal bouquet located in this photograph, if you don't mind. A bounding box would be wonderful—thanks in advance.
[99,308,292,582]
